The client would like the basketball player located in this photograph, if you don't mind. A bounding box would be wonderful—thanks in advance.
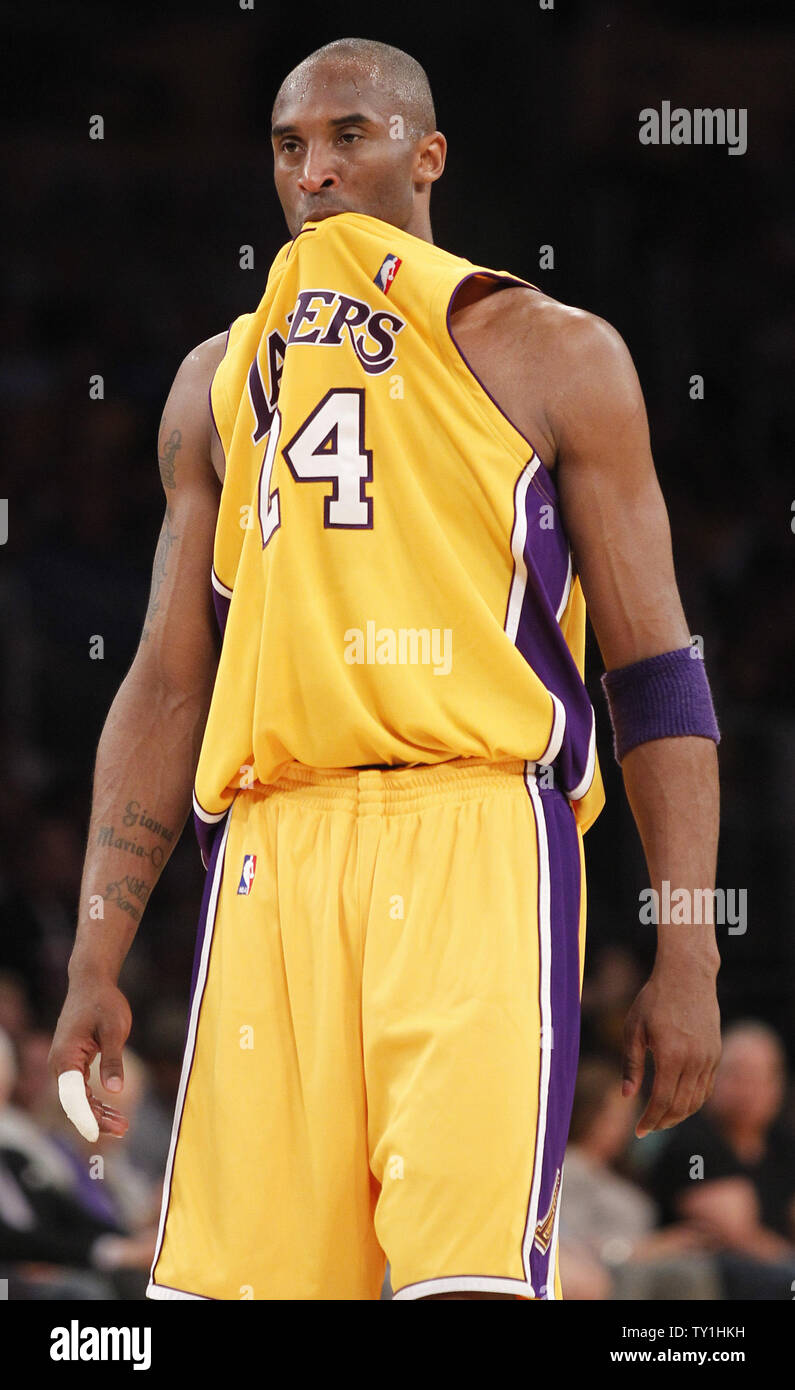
[49,39,721,1300]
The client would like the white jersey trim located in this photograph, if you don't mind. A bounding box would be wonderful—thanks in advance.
[565,708,597,803]
[211,567,233,599]
[539,692,566,766]
[392,1275,536,1300]
[146,1283,209,1301]
[504,459,541,644]
[192,789,230,825]
[555,550,573,623]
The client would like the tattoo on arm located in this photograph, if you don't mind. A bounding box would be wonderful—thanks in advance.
[96,822,172,870]
[140,509,178,642]
[158,428,182,489]
[103,874,152,925]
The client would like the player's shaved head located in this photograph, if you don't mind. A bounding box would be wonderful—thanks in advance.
[271,37,445,241]
[274,38,436,144]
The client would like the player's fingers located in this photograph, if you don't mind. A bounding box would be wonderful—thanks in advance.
[703,1059,720,1104]
[648,1067,701,1134]
[685,1067,713,1120]
[621,1022,646,1098]
[635,1052,682,1136]
[88,1095,129,1138]
[58,1069,100,1142]
[48,1034,98,1082]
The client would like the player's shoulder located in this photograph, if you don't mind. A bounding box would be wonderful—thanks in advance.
[159,330,230,471]
[163,330,230,430]
[501,285,632,370]
[175,330,230,393]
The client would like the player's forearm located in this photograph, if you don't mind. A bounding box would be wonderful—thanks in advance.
[68,659,213,985]
[620,736,721,974]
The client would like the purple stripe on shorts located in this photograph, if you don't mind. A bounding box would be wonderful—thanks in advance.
[527,784,582,1296]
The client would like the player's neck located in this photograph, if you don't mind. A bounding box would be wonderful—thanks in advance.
[402,203,434,244]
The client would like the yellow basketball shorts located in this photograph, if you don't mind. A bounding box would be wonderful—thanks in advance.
[147,756,587,1301]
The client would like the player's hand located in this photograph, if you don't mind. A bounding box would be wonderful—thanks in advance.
[48,978,133,1140]
[620,962,721,1138]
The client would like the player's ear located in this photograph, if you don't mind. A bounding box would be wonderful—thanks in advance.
[415,131,446,184]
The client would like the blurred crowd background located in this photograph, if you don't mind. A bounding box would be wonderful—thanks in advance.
[1,0,793,1298]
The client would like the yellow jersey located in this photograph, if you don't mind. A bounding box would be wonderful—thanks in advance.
[193,211,604,858]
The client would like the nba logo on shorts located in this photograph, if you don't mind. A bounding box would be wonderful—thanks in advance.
[237,854,257,895]
[374,254,402,294]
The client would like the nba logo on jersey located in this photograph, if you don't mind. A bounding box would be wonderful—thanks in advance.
[237,854,257,895]
[374,254,402,294]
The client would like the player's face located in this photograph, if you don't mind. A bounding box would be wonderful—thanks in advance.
[271,69,425,238]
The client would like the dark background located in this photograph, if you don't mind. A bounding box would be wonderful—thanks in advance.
[0,0,793,1101]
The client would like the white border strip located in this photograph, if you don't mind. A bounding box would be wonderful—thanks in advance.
[148,810,233,1292]
[565,708,596,803]
[554,550,573,624]
[192,789,230,825]
[504,459,541,643]
[520,768,553,1294]
[211,567,233,600]
[146,1284,209,1301]
[539,692,566,766]
[393,1275,536,1300]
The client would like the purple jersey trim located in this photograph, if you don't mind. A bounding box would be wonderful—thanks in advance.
[193,802,226,868]
[508,468,596,797]
[210,570,232,640]
[445,272,595,798]
[285,222,319,260]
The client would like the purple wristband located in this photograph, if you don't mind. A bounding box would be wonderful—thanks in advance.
[600,645,720,764]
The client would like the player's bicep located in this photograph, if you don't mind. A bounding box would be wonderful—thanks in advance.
[135,339,225,693]
[554,318,690,670]
[138,482,220,692]
[154,333,226,497]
